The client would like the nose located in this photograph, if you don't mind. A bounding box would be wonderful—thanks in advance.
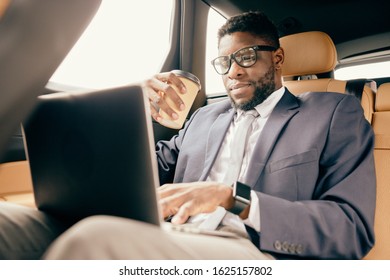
[227,59,244,79]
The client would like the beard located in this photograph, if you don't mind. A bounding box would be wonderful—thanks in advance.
[229,65,276,111]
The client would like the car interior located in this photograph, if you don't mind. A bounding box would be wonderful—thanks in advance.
[0,0,389,259]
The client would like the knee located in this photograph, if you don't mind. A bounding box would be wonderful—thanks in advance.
[44,215,161,259]
[69,215,117,234]
[44,215,116,259]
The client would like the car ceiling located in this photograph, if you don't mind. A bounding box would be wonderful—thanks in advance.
[202,0,390,59]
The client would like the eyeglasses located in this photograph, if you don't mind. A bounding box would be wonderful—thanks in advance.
[211,45,277,75]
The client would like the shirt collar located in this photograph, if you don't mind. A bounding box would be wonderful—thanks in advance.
[236,86,286,120]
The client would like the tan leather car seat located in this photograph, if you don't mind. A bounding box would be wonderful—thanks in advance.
[364,83,390,260]
[0,0,10,18]
[280,31,375,123]
[0,0,35,207]
[280,31,382,259]
[0,160,35,207]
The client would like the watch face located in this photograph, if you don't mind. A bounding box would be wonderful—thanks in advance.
[235,181,251,200]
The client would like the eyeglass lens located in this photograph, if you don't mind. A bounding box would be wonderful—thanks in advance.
[213,46,257,75]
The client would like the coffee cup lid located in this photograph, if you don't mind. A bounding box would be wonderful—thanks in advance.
[172,70,201,89]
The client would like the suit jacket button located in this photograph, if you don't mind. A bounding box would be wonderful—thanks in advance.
[288,243,296,253]
[296,244,304,254]
[282,241,290,252]
[274,240,282,251]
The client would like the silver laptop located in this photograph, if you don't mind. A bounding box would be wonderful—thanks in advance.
[23,85,237,237]
[23,85,161,225]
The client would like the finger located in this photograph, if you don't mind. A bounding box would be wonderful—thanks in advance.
[160,196,181,218]
[147,89,178,120]
[144,79,183,119]
[155,82,184,114]
[155,72,187,94]
[162,74,187,112]
[159,188,192,218]
[171,201,194,224]
[149,103,162,122]
[153,73,186,112]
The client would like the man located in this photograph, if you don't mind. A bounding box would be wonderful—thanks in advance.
[0,11,375,259]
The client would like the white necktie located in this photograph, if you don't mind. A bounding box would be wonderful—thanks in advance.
[222,110,259,185]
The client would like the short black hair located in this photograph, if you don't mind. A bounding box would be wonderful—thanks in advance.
[217,11,280,48]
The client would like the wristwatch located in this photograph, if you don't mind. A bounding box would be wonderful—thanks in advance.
[229,181,251,215]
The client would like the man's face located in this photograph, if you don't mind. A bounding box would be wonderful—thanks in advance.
[218,32,282,111]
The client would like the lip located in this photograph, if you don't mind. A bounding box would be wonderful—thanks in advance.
[229,82,252,91]
[228,83,253,99]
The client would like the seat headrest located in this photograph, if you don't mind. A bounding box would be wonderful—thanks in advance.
[280,31,337,78]
[376,83,390,112]
[0,0,10,18]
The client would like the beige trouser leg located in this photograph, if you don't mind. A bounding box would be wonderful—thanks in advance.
[0,202,69,260]
[44,215,273,260]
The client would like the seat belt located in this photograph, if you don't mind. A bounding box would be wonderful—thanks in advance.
[345,79,372,101]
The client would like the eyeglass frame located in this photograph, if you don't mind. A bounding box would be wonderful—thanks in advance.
[211,45,277,75]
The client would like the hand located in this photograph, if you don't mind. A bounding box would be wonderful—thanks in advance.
[141,71,187,123]
[158,181,234,224]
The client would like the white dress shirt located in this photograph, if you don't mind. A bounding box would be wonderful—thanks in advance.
[205,86,286,233]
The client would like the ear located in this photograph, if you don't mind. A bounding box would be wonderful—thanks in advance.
[273,47,284,70]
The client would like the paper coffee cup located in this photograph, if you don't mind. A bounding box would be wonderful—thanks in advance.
[159,70,201,129]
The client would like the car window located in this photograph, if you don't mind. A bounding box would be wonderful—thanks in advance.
[205,8,226,95]
[335,61,390,80]
[49,0,174,89]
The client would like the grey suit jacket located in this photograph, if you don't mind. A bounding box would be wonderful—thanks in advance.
[156,89,376,259]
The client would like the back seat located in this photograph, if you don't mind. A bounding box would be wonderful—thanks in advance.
[280,31,389,259]
[280,31,375,123]
[364,83,390,260]
[0,160,35,207]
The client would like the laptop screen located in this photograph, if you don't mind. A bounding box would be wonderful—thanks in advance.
[23,85,161,225]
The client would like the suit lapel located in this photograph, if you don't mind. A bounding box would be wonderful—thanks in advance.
[199,108,235,181]
[243,90,300,187]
